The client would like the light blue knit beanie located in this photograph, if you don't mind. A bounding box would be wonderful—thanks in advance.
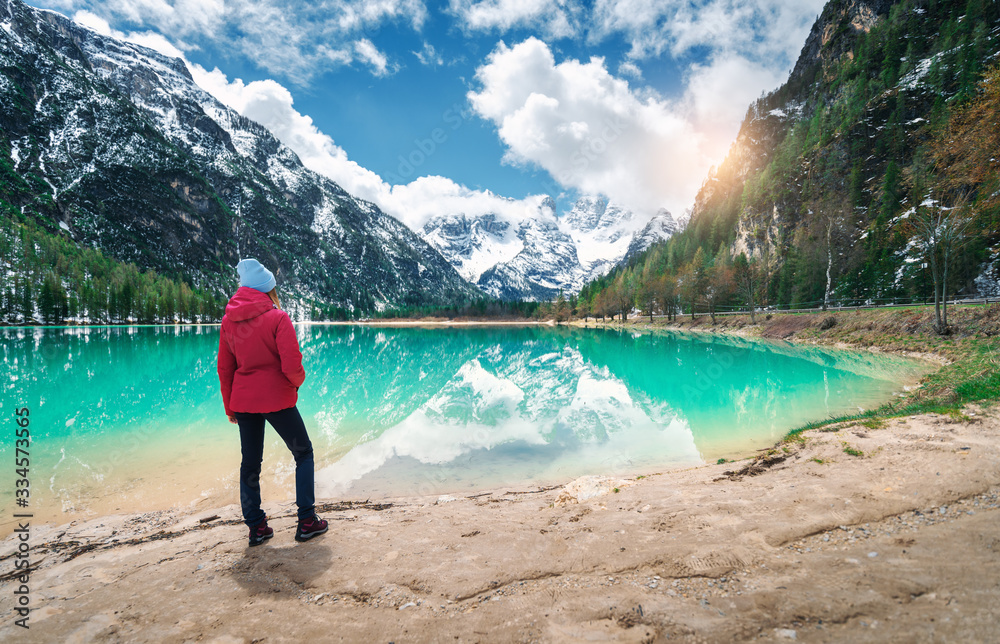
[236,258,276,293]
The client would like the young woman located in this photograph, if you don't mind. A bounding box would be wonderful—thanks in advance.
[217,258,328,546]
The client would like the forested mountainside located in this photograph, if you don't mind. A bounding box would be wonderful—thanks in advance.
[580,0,1000,323]
[0,0,479,324]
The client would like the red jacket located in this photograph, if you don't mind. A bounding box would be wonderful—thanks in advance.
[217,287,306,415]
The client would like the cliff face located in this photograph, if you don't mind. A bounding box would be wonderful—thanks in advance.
[0,0,478,319]
[788,0,895,85]
[683,0,1000,304]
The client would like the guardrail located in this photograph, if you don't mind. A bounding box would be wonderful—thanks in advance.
[633,297,994,319]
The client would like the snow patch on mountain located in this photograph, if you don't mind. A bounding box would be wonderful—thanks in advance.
[0,0,478,312]
[420,213,522,283]
[623,209,678,263]
[561,196,642,275]
[419,195,676,300]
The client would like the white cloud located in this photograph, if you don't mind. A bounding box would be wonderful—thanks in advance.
[448,0,581,39]
[469,38,712,217]
[353,38,393,77]
[188,64,544,230]
[94,0,225,39]
[413,41,444,66]
[64,0,830,231]
[461,1,826,217]
[62,0,429,82]
[590,0,824,65]
[682,55,782,139]
[68,8,544,230]
[617,60,642,79]
[73,9,188,59]
[70,8,111,33]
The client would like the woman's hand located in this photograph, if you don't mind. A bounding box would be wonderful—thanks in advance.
[228,415,238,424]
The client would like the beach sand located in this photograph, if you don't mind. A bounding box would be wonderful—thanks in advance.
[2,404,998,643]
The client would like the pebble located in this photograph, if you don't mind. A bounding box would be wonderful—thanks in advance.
[398,602,416,610]
[775,628,798,639]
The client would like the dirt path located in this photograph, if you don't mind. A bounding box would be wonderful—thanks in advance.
[2,405,998,643]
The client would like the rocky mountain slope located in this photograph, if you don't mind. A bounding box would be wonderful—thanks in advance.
[0,0,478,322]
[683,0,1000,302]
[420,196,675,301]
[586,0,1000,313]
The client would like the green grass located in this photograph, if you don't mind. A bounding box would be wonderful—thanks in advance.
[785,336,999,440]
[624,305,1000,442]
[955,369,1000,400]
[841,442,864,457]
[860,417,887,430]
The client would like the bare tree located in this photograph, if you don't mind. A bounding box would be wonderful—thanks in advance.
[611,272,636,321]
[820,204,849,311]
[680,247,708,320]
[910,193,974,333]
[655,274,679,322]
[594,290,608,322]
[637,278,657,322]
[705,261,733,325]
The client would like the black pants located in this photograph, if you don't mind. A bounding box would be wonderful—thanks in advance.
[234,406,315,527]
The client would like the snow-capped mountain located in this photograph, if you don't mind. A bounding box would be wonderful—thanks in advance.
[0,0,478,314]
[476,213,589,301]
[561,196,672,279]
[420,196,676,300]
[419,212,520,284]
[622,209,678,264]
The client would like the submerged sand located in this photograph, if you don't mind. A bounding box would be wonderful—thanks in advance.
[1,404,998,643]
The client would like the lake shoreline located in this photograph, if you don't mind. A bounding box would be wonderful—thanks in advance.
[3,305,996,641]
[3,402,997,642]
[574,304,1000,431]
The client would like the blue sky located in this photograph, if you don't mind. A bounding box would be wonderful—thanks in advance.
[28,0,827,228]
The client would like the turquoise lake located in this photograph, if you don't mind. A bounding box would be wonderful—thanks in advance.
[1,324,929,531]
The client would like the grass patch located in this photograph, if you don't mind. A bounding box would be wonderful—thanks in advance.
[783,332,999,440]
[860,417,887,430]
[810,457,825,464]
[619,305,1000,442]
[716,458,728,464]
[841,442,864,457]
[955,370,1000,401]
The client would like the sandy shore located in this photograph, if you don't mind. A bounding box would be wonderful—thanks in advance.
[1,402,997,642]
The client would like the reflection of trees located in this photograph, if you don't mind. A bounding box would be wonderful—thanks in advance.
[569,327,908,449]
[1,326,224,439]
[3,325,922,465]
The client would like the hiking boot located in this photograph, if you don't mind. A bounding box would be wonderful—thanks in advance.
[248,516,273,546]
[295,515,328,542]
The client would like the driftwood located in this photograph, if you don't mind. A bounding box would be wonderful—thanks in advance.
[718,453,789,481]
